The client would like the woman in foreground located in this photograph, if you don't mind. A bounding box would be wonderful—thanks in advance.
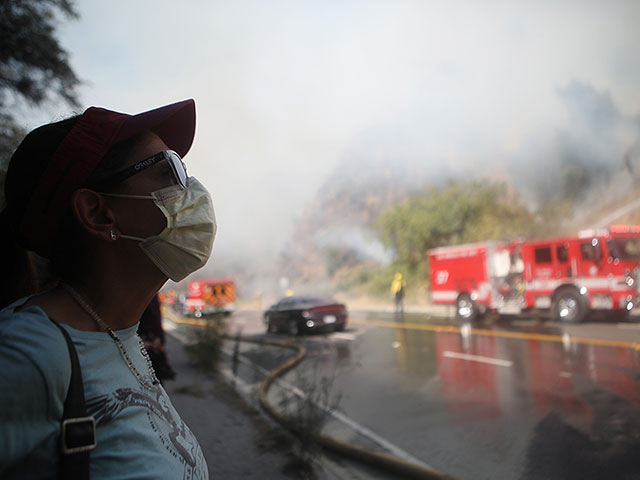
[0,99,214,479]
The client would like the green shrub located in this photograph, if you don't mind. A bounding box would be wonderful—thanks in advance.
[278,363,341,467]
[183,314,227,374]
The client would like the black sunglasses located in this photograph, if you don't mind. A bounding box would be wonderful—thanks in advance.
[91,150,188,189]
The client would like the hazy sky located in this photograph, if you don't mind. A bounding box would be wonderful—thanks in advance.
[30,0,640,279]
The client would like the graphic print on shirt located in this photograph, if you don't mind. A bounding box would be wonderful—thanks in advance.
[87,385,206,480]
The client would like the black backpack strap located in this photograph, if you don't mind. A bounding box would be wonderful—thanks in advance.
[50,318,96,480]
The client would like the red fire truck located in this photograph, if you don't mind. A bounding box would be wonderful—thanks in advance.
[183,278,236,317]
[428,225,640,322]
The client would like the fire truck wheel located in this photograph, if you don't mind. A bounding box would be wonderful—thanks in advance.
[552,289,587,323]
[456,294,477,322]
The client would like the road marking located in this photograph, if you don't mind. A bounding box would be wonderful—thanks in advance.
[349,319,640,351]
[323,406,428,466]
[331,332,357,341]
[165,314,210,327]
[442,350,513,367]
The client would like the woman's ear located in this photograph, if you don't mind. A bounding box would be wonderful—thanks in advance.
[70,189,117,242]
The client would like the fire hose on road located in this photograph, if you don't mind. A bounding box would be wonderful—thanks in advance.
[247,335,458,480]
[166,312,457,480]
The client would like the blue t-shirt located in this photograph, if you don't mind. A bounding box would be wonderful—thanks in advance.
[0,297,208,480]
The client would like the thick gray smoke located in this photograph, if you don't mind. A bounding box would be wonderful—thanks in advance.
[313,227,392,266]
[19,0,639,301]
[511,81,640,218]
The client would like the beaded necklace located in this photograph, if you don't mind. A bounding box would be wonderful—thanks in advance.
[62,283,159,389]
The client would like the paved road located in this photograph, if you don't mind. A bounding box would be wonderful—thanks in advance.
[322,313,640,480]
[171,309,640,479]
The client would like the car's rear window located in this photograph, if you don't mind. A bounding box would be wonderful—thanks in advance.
[297,297,331,304]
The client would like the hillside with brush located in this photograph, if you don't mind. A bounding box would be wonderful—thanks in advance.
[279,81,640,301]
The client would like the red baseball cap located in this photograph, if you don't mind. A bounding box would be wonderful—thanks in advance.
[14,99,196,258]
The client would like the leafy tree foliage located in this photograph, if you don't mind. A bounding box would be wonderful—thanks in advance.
[0,0,80,165]
[0,113,26,171]
[375,181,538,277]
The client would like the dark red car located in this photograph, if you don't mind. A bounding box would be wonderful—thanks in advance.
[264,296,348,335]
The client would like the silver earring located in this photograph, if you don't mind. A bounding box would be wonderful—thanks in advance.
[110,230,117,241]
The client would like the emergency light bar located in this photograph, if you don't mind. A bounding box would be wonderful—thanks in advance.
[610,225,640,234]
[578,229,608,238]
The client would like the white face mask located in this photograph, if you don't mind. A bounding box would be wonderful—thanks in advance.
[105,177,216,281]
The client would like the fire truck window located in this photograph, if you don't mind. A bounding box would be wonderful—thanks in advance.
[556,246,568,263]
[581,243,600,260]
[608,238,640,260]
[624,240,640,257]
[534,247,552,263]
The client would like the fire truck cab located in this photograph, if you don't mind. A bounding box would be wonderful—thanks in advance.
[428,226,640,322]
[183,278,236,317]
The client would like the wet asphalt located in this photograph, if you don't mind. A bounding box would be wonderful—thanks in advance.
[226,310,640,480]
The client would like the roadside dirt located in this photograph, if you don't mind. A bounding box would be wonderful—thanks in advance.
[164,334,310,479]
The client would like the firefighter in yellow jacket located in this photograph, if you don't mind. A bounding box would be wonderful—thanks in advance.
[390,273,406,313]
